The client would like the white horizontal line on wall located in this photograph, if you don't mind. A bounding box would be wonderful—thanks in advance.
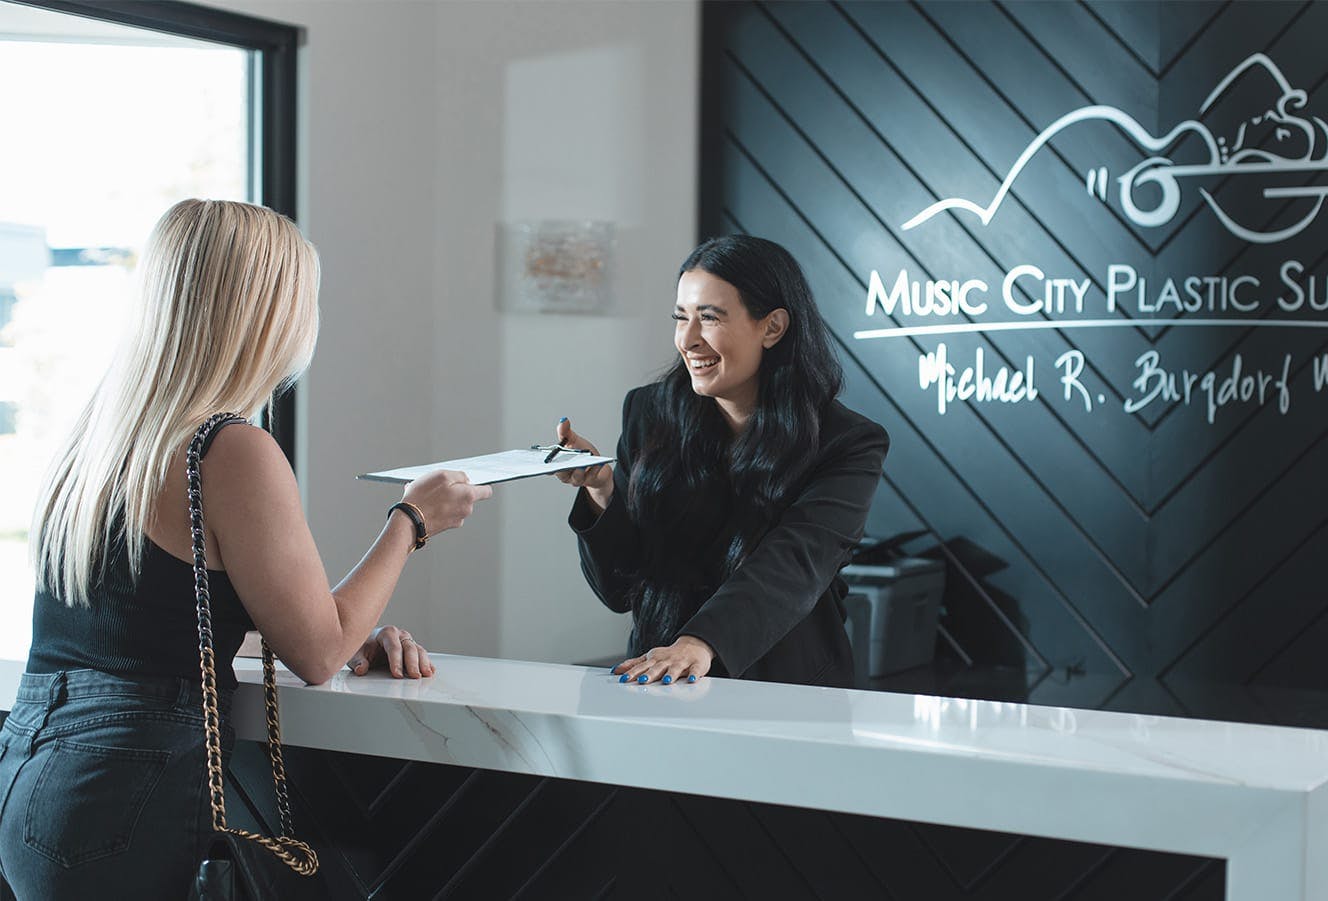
[852,319,1328,340]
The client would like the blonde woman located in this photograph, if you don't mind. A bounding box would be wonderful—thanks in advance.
[0,199,489,898]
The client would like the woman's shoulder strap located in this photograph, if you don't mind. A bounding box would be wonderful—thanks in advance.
[198,415,250,461]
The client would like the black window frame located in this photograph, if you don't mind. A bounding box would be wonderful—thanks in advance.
[5,0,302,465]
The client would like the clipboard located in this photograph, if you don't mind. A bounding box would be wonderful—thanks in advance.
[358,447,614,486]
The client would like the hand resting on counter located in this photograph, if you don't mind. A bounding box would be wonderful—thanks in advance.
[348,624,435,679]
[237,624,435,679]
[612,635,715,685]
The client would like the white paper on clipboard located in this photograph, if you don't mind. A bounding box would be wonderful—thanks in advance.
[358,448,614,486]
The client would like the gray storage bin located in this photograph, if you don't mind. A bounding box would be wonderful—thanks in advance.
[841,559,946,682]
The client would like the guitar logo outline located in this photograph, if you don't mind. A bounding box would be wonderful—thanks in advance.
[901,54,1328,244]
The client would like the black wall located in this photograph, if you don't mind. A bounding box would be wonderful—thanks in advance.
[701,0,1328,725]
[224,743,1223,900]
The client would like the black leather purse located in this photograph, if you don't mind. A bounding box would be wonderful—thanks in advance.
[183,414,319,899]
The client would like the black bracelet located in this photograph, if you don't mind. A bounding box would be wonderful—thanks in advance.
[388,502,428,550]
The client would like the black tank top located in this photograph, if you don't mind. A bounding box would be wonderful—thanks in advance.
[26,421,255,688]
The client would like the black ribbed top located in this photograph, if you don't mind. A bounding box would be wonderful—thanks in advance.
[26,423,254,688]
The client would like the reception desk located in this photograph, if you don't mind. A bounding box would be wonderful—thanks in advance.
[3,653,1326,899]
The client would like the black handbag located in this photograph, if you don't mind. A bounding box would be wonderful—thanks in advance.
[183,414,319,900]
[191,832,309,900]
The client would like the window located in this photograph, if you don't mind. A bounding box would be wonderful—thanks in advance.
[0,1,297,658]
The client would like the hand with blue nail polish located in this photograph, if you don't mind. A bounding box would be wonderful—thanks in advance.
[550,417,614,511]
[609,635,714,686]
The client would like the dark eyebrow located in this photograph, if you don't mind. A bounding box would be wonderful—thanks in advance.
[675,303,728,316]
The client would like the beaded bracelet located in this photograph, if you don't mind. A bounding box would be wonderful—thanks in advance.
[388,501,428,550]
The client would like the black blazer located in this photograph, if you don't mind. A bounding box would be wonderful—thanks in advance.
[569,385,889,688]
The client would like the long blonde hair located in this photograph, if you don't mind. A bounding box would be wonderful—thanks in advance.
[33,199,320,606]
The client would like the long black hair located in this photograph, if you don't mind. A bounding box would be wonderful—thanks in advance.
[624,235,843,654]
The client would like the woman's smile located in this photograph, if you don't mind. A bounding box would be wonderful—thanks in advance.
[687,354,720,374]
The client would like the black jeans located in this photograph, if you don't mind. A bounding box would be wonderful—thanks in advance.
[0,670,234,900]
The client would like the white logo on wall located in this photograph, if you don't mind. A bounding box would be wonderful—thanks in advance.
[902,54,1328,244]
[856,54,1328,423]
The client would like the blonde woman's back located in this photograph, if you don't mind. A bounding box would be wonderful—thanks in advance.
[0,200,318,898]
[1,198,489,900]
[31,199,320,611]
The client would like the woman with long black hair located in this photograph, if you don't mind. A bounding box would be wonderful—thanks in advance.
[554,235,888,687]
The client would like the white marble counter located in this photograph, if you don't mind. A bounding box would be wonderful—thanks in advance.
[4,652,1326,900]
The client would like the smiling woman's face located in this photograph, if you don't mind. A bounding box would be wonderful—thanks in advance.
[673,269,784,422]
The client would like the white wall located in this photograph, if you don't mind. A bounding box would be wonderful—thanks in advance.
[203,0,699,664]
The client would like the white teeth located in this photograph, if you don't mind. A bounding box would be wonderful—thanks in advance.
[689,358,719,370]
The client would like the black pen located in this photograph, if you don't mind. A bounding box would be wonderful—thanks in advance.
[543,439,568,464]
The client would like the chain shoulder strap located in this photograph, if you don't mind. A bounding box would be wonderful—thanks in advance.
[188,413,319,877]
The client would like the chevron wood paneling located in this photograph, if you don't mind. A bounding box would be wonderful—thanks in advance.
[700,0,1328,728]
[222,744,1223,900]
[0,733,1221,898]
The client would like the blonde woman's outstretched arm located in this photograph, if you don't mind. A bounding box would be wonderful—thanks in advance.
[198,424,490,684]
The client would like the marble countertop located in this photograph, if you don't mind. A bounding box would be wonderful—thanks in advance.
[229,654,1327,901]
[230,654,1328,794]
[5,652,1326,899]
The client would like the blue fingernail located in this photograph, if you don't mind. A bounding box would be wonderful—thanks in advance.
[609,666,617,673]
[688,675,697,683]
[619,674,629,683]
[559,417,568,423]
[662,675,672,684]
[637,674,648,683]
